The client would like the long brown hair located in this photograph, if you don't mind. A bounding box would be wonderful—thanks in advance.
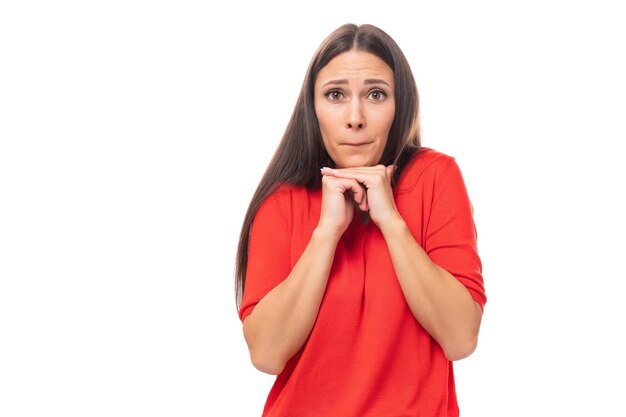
[235,23,421,309]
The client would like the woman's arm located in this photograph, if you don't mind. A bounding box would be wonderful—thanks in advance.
[321,163,484,361]
[243,176,366,375]
[379,218,482,361]
[242,227,339,375]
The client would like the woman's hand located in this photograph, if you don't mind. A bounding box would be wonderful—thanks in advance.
[317,173,367,238]
[321,165,400,228]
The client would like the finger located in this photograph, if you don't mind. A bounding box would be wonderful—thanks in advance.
[340,178,368,211]
[351,183,368,211]
[322,168,382,188]
[344,179,364,205]
[353,191,368,212]
[324,175,362,200]
[345,187,359,205]
[321,166,385,176]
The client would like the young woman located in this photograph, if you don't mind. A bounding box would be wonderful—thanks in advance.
[235,23,486,417]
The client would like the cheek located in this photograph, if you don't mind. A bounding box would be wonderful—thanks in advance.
[315,110,334,150]
[381,104,396,130]
[372,112,395,136]
[317,108,341,139]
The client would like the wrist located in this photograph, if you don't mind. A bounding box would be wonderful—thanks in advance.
[312,225,343,245]
[377,214,408,236]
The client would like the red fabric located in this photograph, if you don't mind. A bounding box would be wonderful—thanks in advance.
[239,148,486,417]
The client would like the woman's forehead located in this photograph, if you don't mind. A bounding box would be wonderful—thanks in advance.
[316,51,394,85]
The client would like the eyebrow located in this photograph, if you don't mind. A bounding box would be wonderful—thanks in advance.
[322,79,391,88]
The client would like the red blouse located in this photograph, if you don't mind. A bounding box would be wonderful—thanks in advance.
[239,148,486,417]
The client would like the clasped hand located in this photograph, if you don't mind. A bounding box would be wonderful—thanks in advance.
[318,164,401,235]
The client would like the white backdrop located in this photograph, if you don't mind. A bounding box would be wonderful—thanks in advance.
[1,1,625,416]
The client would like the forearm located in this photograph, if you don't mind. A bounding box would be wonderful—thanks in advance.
[379,217,482,361]
[243,227,340,374]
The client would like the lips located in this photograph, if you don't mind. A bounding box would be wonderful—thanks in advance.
[342,141,373,146]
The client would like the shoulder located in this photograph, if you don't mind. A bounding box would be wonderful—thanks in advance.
[257,183,310,219]
[397,147,458,190]
[264,183,309,205]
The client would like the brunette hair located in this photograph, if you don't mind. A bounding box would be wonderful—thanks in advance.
[235,23,421,308]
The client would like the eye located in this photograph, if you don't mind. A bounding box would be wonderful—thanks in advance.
[368,89,387,101]
[325,89,343,101]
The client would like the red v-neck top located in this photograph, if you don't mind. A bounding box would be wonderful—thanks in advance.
[239,148,486,417]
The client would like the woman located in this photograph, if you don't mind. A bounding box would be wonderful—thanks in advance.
[235,23,486,417]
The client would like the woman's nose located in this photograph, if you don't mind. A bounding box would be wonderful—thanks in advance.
[346,100,365,130]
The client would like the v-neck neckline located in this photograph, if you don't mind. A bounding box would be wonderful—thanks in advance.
[356,209,370,227]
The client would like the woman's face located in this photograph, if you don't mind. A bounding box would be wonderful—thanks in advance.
[314,50,395,169]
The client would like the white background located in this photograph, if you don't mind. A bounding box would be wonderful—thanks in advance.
[1,1,625,416]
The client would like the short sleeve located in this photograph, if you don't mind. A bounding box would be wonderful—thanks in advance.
[238,188,292,322]
[424,157,487,310]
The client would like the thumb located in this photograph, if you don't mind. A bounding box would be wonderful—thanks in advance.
[386,164,397,179]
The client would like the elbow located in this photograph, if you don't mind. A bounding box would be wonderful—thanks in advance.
[442,334,478,362]
[442,301,483,361]
[243,315,286,375]
[249,349,286,375]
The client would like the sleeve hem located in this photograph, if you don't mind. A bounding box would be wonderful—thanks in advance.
[467,288,486,312]
[239,304,256,322]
